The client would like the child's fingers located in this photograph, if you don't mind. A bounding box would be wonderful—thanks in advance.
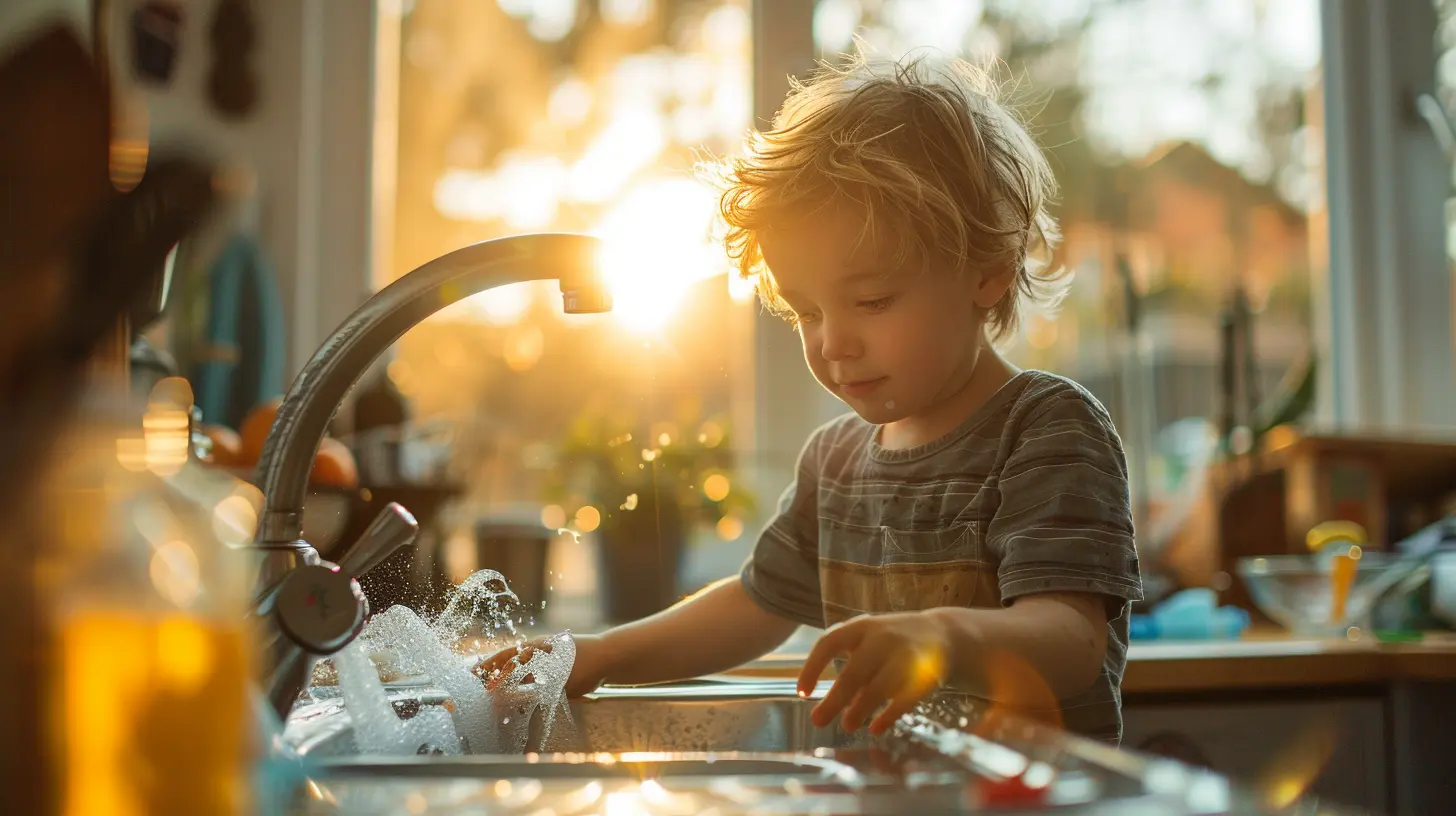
[866,652,944,734]
[798,619,866,697]
[840,661,907,731]
[839,685,887,733]
[810,649,877,727]
[473,646,521,679]
[475,637,555,689]
[516,638,556,664]
[867,695,918,735]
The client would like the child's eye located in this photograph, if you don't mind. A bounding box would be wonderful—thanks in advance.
[858,296,895,313]
[790,311,821,328]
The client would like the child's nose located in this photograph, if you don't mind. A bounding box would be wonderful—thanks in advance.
[818,318,861,361]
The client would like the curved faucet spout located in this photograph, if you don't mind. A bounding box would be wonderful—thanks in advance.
[255,233,607,548]
[250,232,609,717]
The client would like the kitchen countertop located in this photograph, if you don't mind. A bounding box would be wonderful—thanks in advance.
[1121,629,1456,694]
[728,629,1456,695]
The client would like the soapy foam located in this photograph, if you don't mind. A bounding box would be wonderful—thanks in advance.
[334,568,578,755]
[373,606,496,752]
[334,640,462,755]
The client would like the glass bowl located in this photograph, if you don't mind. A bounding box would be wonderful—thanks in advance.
[1236,552,1403,636]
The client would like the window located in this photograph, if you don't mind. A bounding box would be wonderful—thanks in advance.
[804,0,1324,534]
[378,1,756,625]
[374,0,1328,627]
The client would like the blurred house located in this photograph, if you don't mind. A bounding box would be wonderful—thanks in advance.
[1044,141,1314,432]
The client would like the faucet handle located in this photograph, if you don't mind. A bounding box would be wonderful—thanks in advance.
[273,563,367,656]
[335,502,418,579]
[266,504,415,659]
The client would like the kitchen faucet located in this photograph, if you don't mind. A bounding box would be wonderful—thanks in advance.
[251,233,611,720]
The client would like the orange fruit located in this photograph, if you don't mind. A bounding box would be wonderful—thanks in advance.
[311,437,359,488]
[200,424,244,467]
[239,398,282,465]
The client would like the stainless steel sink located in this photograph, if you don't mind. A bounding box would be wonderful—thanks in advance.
[287,679,867,757]
[280,678,1276,814]
[317,754,861,780]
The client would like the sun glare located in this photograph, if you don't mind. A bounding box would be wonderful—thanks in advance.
[594,177,725,333]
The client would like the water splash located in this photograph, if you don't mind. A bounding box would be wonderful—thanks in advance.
[430,568,521,648]
[334,640,461,755]
[336,568,579,755]
[493,630,578,747]
[372,606,497,753]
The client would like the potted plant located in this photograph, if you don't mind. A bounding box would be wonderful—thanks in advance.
[541,403,756,623]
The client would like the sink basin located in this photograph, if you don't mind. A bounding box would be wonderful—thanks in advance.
[280,678,1269,814]
[317,754,862,781]
[288,679,868,757]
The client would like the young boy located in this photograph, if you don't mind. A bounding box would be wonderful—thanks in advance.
[481,54,1142,743]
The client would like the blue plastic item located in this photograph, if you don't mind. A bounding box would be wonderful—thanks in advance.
[194,233,287,428]
[1130,589,1251,641]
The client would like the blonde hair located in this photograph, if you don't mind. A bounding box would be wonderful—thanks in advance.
[711,52,1066,342]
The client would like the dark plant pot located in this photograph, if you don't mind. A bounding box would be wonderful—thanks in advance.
[595,491,686,624]
[472,520,555,617]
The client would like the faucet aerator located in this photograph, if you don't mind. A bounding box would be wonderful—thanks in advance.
[561,286,613,314]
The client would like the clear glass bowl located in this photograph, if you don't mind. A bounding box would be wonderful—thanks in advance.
[1236,552,1404,636]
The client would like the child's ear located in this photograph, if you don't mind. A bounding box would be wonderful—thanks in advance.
[972,262,1017,309]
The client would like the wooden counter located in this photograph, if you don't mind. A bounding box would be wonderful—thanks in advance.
[1123,631,1456,694]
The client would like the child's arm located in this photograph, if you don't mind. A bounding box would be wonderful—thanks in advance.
[592,575,801,685]
[479,575,799,696]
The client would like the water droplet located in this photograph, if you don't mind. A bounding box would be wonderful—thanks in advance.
[885,400,896,410]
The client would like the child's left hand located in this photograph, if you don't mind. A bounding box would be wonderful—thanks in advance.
[797,611,952,735]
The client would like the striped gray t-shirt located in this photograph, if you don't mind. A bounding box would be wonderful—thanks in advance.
[741,370,1142,743]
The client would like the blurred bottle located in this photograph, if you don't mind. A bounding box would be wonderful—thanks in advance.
[43,376,260,816]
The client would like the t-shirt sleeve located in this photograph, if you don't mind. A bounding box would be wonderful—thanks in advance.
[739,428,825,628]
[985,394,1143,610]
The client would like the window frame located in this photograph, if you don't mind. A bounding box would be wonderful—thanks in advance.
[1318,0,1454,432]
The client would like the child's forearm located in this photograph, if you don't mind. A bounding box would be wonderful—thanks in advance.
[928,593,1107,701]
[597,576,800,686]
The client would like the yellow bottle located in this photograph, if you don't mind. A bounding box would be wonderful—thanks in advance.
[45,379,259,816]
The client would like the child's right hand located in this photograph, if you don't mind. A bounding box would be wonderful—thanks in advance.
[473,632,613,698]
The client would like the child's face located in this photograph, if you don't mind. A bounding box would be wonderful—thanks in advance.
[759,209,1012,427]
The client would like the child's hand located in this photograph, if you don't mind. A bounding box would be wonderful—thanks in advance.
[797,611,951,735]
[474,632,613,698]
